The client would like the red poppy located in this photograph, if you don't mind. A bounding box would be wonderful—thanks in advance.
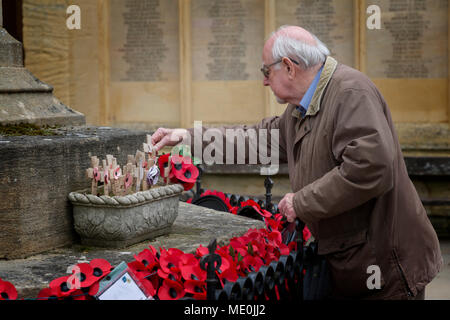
[127,260,152,280]
[68,289,90,300]
[88,281,100,296]
[195,245,209,257]
[173,164,198,184]
[0,278,18,300]
[148,245,161,260]
[127,261,159,297]
[89,259,112,280]
[37,287,59,300]
[180,264,206,282]
[266,216,283,232]
[168,247,185,256]
[267,230,282,245]
[218,260,239,283]
[239,199,272,219]
[170,155,186,173]
[157,268,181,282]
[49,275,76,297]
[278,243,290,256]
[184,280,206,295]
[158,279,185,300]
[140,278,158,297]
[159,250,182,274]
[69,263,98,288]
[179,253,197,266]
[157,154,171,178]
[170,155,198,182]
[134,249,159,270]
[303,226,312,242]
[288,241,297,252]
[242,255,264,273]
[192,292,207,300]
[229,206,239,214]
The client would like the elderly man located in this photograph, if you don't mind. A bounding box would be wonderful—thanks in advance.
[151,25,442,299]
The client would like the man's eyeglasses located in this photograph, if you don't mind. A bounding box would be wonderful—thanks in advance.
[260,58,300,78]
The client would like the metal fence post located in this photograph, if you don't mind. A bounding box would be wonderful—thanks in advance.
[199,239,222,300]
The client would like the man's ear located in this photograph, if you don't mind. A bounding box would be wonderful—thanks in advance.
[282,57,295,79]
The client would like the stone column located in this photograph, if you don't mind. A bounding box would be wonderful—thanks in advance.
[0,2,85,127]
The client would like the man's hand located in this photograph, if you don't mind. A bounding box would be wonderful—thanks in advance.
[278,193,297,223]
[151,128,189,152]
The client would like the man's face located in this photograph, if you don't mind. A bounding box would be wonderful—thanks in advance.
[262,45,290,105]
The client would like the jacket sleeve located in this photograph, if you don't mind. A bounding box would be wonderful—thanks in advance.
[293,88,395,224]
[186,112,288,167]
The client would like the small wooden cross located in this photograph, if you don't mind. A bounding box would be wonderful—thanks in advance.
[135,150,145,192]
[143,134,153,153]
[102,159,110,196]
[124,163,135,195]
[86,156,100,195]
[111,157,122,196]
[143,134,157,168]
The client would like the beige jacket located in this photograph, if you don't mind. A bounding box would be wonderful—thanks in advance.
[188,56,443,299]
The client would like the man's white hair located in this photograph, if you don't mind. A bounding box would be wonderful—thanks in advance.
[271,25,330,70]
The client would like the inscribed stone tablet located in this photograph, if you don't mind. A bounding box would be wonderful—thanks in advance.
[110,0,179,82]
[276,0,355,67]
[366,0,448,78]
[191,0,265,81]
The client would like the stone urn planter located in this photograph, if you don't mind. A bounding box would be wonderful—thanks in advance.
[68,184,184,248]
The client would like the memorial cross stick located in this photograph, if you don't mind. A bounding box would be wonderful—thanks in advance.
[143,134,157,190]
[86,156,100,195]
[110,157,122,196]
[135,150,145,192]
[105,155,115,195]
[124,163,135,195]
[102,159,110,196]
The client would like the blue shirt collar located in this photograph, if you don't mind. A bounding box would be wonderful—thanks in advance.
[298,65,324,115]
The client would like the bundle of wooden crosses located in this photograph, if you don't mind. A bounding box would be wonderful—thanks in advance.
[85,135,170,196]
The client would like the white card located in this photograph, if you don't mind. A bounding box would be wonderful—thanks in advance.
[97,272,150,300]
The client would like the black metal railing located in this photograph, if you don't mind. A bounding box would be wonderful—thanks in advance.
[189,220,330,301]
[181,165,331,301]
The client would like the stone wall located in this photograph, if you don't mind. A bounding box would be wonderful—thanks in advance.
[0,126,148,259]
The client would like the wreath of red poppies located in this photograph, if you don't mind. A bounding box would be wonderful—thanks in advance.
[1,209,311,300]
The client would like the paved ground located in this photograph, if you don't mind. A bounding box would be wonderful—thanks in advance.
[426,239,450,300]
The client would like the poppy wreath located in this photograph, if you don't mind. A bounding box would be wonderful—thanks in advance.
[187,190,234,211]
[186,190,271,216]
[36,259,113,300]
[187,190,312,253]
[158,154,199,191]
[3,208,311,300]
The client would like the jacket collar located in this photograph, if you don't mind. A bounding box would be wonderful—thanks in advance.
[291,56,338,119]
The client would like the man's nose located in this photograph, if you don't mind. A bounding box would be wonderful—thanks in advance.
[263,77,270,86]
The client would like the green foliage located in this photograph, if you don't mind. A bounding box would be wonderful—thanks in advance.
[0,123,59,136]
